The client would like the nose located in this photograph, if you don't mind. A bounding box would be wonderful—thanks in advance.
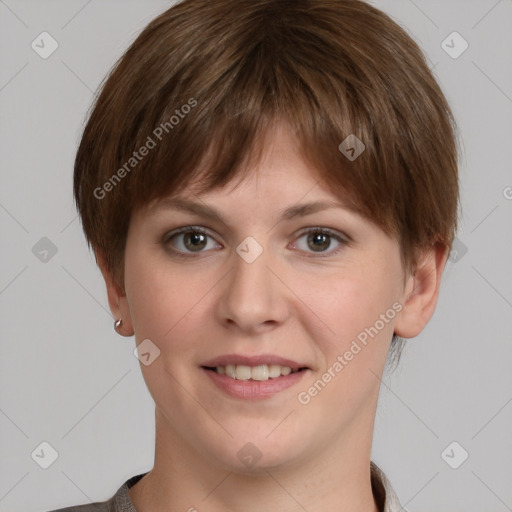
[215,241,289,335]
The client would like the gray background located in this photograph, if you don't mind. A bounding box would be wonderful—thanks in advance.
[0,1,511,511]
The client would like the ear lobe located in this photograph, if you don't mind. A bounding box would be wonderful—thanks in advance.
[96,250,134,337]
[393,243,449,339]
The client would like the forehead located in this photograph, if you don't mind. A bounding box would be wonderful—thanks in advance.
[146,124,360,219]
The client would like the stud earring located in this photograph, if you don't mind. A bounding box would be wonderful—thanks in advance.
[114,318,122,331]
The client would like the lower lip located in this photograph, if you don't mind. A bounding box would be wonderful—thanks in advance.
[202,367,308,400]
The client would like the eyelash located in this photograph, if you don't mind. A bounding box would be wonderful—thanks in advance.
[162,226,349,259]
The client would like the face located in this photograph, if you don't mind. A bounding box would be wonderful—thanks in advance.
[111,125,429,473]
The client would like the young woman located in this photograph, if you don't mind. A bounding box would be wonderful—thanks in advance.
[49,0,459,510]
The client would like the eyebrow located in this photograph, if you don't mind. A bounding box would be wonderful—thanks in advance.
[152,197,355,225]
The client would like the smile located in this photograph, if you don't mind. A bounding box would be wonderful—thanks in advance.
[200,354,310,399]
[205,364,303,381]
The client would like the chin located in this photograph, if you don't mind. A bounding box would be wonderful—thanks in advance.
[203,428,308,475]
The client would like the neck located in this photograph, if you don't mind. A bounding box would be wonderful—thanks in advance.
[129,408,380,512]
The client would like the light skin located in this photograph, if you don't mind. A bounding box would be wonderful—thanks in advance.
[98,124,448,512]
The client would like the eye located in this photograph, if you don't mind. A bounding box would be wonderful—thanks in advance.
[291,227,348,256]
[162,226,348,258]
[163,226,222,257]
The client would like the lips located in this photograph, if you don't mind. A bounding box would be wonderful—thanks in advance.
[200,354,310,398]
[202,366,308,400]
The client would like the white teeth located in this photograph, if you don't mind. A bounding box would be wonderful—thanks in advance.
[225,364,236,379]
[212,363,301,381]
[235,365,252,380]
[251,365,268,381]
[268,364,282,378]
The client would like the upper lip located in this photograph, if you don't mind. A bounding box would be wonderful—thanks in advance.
[201,354,309,370]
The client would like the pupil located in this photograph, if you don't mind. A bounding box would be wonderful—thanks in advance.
[309,232,330,252]
[186,232,206,251]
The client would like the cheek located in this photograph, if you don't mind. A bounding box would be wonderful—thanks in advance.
[295,258,400,371]
[124,246,220,349]
[293,272,398,426]
[124,246,183,340]
[305,269,397,336]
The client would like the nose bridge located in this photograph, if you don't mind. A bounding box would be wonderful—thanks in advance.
[216,238,286,331]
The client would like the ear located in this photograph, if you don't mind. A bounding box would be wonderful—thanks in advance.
[394,243,449,339]
[96,250,134,337]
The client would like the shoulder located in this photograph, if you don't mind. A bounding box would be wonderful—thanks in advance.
[44,500,113,512]
[43,473,147,512]
[44,493,116,512]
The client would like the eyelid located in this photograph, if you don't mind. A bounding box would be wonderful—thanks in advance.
[295,226,351,243]
[162,225,216,243]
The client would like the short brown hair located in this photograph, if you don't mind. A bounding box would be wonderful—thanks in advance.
[74,0,459,326]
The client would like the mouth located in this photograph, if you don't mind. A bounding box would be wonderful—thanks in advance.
[200,355,310,399]
[202,364,308,381]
